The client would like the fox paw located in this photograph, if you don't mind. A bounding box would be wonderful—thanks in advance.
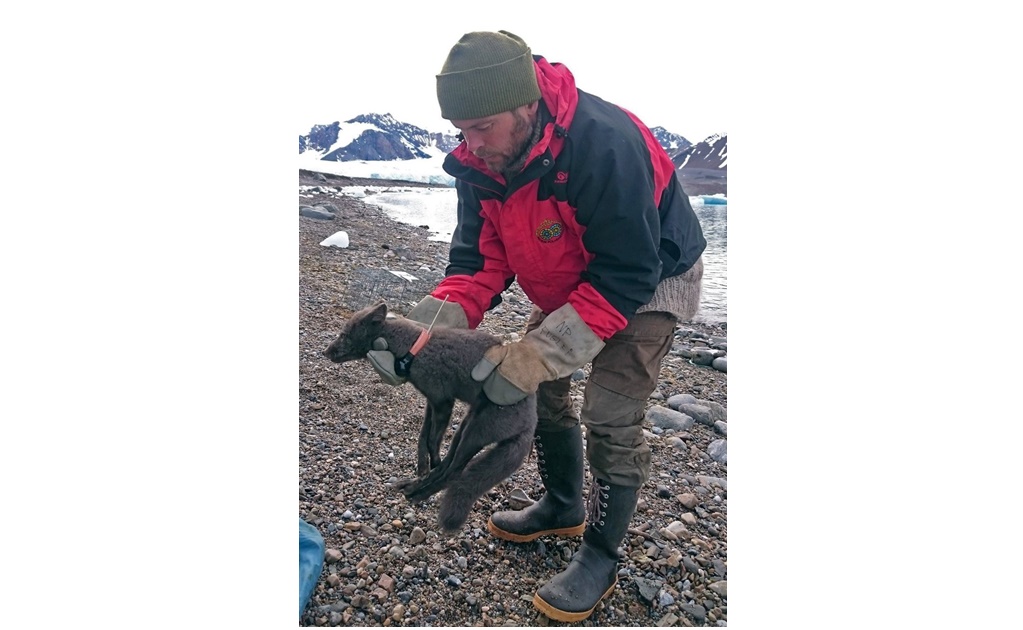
[392,477,420,493]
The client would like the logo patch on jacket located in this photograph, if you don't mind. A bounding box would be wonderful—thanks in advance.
[555,171,569,184]
[535,219,564,243]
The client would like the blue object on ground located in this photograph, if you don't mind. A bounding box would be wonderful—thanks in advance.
[299,519,325,619]
[700,195,727,205]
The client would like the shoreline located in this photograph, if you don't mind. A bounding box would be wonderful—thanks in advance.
[299,174,727,626]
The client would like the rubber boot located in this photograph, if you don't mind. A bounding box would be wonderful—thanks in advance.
[487,425,586,542]
[532,480,638,622]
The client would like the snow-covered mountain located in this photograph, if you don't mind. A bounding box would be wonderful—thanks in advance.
[298,113,459,162]
[298,113,725,194]
[673,133,727,172]
[650,126,693,157]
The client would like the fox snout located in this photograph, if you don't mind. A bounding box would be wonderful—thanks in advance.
[324,333,370,363]
[323,338,349,363]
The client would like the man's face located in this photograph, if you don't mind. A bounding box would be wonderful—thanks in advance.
[451,102,538,173]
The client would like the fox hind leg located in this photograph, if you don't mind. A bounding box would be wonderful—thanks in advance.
[437,430,534,532]
[402,401,490,504]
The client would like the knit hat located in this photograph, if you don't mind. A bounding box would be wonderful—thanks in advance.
[436,30,541,120]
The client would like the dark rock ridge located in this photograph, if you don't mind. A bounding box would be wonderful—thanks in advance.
[673,134,727,196]
[672,134,727,174]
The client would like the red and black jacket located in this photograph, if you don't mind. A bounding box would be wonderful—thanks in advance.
[431,56,707,340]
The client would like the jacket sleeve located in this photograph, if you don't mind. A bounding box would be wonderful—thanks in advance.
[565,129,666,339]
[431,180,515,328]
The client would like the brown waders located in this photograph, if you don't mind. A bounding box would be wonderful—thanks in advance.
[488,307,678,622]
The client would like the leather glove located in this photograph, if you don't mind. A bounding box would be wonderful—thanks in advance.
[471,303,606,405]
[367,296,468,386]
[406,295,469,329]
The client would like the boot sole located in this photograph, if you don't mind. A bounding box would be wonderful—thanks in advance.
[532,576,618,622]
[486,518,585,543]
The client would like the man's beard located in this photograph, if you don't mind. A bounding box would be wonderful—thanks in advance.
[482,109,537,176]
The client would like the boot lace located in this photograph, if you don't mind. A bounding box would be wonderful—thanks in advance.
[535,433,548,481]
[586,480,610,532]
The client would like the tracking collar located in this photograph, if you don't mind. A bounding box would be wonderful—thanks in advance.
[394,329,431,378]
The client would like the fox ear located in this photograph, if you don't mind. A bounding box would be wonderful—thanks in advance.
[369,301,388,322]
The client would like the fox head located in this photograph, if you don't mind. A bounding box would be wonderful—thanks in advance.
[323,301,389,364]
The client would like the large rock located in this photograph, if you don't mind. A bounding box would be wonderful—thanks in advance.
[707,439,727,464]
[690,348,717,366]
[646,406,695,432]
[677,404,714,427]
[666,394,699,410]
[300,205,335,220]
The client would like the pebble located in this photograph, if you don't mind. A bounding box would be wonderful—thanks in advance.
[506,488,534,509]
[697,475,727,490]
[409,527,427,544]
[324,548,343,563]
[681,603,706,624]
[666,520,689,537]
[682,556,701,574]
[676,493,698,509]
[633,577,662,603]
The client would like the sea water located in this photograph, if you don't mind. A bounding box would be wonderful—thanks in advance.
[343,186,727,324]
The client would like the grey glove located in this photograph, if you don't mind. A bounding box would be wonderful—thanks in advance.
[471,303,605,405]
[367,296,469,386]
[367,338,407,386]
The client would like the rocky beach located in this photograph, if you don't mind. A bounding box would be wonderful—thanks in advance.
[299,170,728,627]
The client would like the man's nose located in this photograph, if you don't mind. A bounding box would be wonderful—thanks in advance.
[463,131,484,154]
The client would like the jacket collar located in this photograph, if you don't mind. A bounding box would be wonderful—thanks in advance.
[445,56,579,182]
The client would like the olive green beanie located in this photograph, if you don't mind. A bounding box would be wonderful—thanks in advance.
[436,30,542,120]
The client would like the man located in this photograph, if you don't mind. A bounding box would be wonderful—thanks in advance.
[370,30,707,622]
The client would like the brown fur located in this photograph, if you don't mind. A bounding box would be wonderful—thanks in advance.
[323,301,537,532]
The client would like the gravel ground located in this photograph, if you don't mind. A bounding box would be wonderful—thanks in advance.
[299,171,728,627]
